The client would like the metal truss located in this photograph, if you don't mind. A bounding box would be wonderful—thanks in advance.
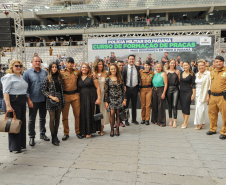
[0,3,26,66]
[83,30,219,62]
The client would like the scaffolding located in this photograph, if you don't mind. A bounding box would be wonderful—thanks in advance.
[0,3,26,66]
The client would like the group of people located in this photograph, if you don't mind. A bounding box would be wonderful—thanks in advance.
[1,53,226,154]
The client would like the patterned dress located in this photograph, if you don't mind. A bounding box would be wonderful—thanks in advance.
[104,77,125,109]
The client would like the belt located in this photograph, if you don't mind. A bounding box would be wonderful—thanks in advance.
[63,90,78,95]
[140,85,152,88]
[126,85,138,89]
[210,92,223,96]
[9,94,27,98]
[153,86,164,90]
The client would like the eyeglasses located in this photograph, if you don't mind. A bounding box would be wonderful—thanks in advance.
[14,65,23,68]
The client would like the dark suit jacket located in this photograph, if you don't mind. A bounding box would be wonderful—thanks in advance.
[122,65,140,86]
[191,65,198,73]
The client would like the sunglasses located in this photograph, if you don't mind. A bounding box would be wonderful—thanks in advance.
[14,65,23,68]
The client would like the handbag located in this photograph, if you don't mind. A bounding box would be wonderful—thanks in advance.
[0,111,22,134]
[119,107,130,121]
[93,105,103,121]
[47,88,60,108]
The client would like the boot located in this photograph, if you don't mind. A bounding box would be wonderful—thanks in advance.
[52,134,59,146]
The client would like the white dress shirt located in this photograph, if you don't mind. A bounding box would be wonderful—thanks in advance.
[126,64,138,87]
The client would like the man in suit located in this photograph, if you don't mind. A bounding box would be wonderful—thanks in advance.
[122,55,140,126]
[191,60,198,73]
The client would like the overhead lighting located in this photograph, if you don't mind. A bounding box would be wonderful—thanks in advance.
[183,14,187,16]
[107,17,110,19]
[209,13,214,15]
[60,19,64,21]
[156,15,160,18]
[87,18,90,20]
[45,6,49,9]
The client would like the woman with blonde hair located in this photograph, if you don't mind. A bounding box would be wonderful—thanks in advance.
[1,60,28,153]
[93,59,110,136]
[194,59,211,130]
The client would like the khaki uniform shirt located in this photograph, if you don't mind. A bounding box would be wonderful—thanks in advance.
[209,66,215,71]
[210,67,226,93]
[60,68,79,91]
[140,70,154,86]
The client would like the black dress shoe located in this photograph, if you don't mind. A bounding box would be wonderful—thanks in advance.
[125,121,130,126]
[62,135,69,141]
[76,134,83,139]
[206,131,216,135]
[132,121,139,125]
[29,138,35,146]
[219,134,226,140]
[145,121,150,125]
[40,134,50,141]
[21,146,26,150]
[141,120,145,124]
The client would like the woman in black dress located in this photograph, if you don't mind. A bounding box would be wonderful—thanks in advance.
[166,59,180,128]
[42,62,65,146]
[78,63,101,138]
[180,61,196,128]
[104,63,126,137]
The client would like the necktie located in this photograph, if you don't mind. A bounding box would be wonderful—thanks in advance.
[130,66,133,88]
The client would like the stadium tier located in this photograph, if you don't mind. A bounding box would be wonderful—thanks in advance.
[1,46,84,68]
[1,0,225,12]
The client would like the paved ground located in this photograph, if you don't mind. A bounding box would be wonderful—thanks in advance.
[0,105,225,185]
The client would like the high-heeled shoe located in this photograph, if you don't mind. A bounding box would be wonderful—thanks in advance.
[115,128,120,136]
[110,129,114,137]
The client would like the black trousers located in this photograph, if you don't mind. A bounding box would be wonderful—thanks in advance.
[3,95,27,151]
[151,87,166,126]
[166,86,179,119]
[28,101,47,138]
[126,86,139,122]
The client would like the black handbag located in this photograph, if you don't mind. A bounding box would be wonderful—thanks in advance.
[49,99,60,108]
[119,107,130,121]
[93,105,103,121]
[47,89,60,108]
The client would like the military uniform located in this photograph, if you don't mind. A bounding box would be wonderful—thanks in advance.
[209,66,215,71]
[139,70,154,122]
[146,58,153,66]
[209,67,226,135]
[110,56,117,63]
[60,68,80,135]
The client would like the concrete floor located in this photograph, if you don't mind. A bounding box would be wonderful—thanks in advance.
[0,106,225,185]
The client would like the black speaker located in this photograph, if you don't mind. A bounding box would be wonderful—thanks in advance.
[0,18,15,47]
[0,26,15,33]
[0,40,15,47]
[0,33,14,40]
[0,18,14,26]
